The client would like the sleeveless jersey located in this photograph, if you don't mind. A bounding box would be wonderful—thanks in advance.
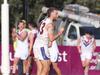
[37,18,53,45]
[16,29,28,51]
[28,28,38,42]
[29,28,38,37]
[80,35,94,52]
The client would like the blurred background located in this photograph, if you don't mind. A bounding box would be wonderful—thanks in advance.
[0,0,100,43]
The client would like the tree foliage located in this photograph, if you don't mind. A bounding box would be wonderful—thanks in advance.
[0,0,100,27]
[0,0,100,43]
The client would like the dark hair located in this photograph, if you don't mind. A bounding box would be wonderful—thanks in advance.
[11,25,16,31]
[47,7,57,17]
[85,31,93,35]
[28,21,37,28]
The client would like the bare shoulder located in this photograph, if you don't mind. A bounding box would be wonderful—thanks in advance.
[20,29,28,37]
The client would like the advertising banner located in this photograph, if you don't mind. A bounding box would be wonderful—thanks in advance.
[0,45,100,75]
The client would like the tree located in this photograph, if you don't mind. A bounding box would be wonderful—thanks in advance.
[44,0,64,10]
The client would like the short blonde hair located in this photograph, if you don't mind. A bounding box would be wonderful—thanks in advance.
[19,20,27,27]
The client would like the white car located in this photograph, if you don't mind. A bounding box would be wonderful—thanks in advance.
[63,22,100,46]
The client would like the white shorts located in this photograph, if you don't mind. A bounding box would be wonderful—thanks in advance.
[33,40,50,60]
[81,51,92,61]
[48,41,59,62]
[14,47,28,60]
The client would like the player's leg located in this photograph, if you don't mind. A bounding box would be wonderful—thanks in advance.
[18,59,23,75]
[23,59,28,74]
[81,53,87,68]
[84,53,92,75]
[33,47,43,75]
[49,41,61,75]
[52,62,61,75]
[80,52,88,75]
[12,57,19,74]
[50,53,61,75]
[81,60,86,68]
[41,60,50,75]
[35,59,43,75]
[84,59,91,75]
[23,57,31,75]
[40,46,50,75]
[33,45,43,75]
[81,58,87,75]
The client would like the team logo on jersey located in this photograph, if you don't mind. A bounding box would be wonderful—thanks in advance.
[82,39,92,47]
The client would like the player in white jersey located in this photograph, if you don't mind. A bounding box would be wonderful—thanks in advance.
[24,21,38,75]
[49,41,59,63]
[12,20,28,74]
[77,31,96,75]
[28,21,38,56]
[33,7,64,75]
[48,40,62,75]
[48,21,64,75]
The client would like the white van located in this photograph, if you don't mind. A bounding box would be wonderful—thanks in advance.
[63,22,100,46]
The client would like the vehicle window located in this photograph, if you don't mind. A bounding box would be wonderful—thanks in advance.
[68,25,77,39]
[80,27,100,39]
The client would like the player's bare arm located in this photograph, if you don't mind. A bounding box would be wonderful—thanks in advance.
[48,23,64,42]
[77,38,81,54]
[16,31,27,41]
[28,32,34,55]
[92,39,96,53]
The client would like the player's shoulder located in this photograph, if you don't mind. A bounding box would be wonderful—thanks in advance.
[26,28,30,32]
[23,28,30,32]
[21,28,30,35]
[32,29,38,34]
[43,18,53,24]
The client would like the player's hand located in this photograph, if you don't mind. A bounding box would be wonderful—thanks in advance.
[15,32,19,38]
[48,42,52,48]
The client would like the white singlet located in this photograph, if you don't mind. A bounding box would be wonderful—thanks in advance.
[80,35,94,61]
[28,28,38,37]
[33,18,53,60]
[14,29,28,60]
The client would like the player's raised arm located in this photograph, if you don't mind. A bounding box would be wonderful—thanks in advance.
[48,23,64,42]
[16,30,27,41]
